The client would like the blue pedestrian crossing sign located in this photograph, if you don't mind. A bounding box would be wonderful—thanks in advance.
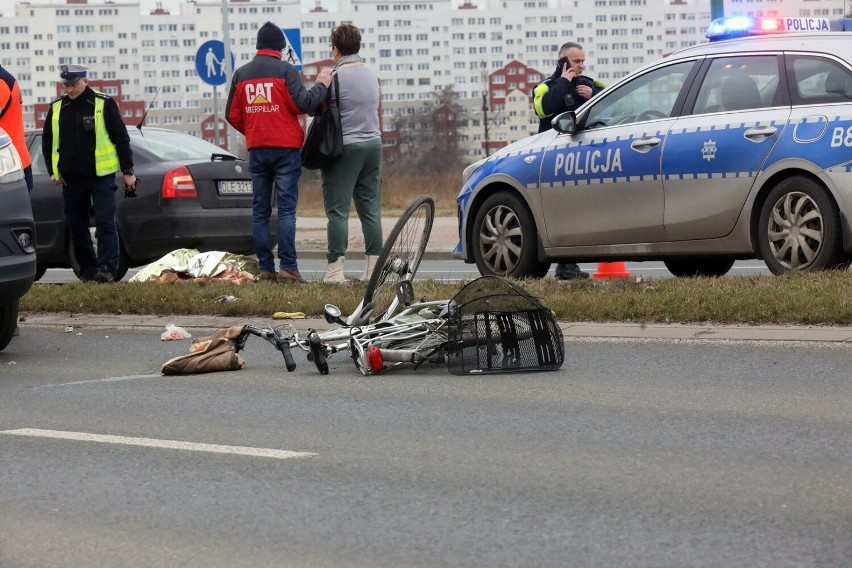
[195,40,235,86]
[283,28,303,70]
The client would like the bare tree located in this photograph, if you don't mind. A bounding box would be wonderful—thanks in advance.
[391,86,467,173]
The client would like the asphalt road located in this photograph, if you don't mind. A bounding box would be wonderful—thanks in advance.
[39,259,773,284]
[1,327,849,567]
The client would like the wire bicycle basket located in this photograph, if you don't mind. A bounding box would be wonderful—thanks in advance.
[446,276,564,375]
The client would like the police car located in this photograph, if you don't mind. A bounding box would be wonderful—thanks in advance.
[454,17,852,277]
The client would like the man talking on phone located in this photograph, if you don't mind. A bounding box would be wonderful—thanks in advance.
[533,41,604,280]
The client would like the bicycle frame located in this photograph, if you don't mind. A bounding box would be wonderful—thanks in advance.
[192,197,562,378]
[236,299,451,377]
[346,301,450,375]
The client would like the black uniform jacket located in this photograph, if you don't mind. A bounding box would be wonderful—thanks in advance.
[535,66,604,133]
[42,86,133,182]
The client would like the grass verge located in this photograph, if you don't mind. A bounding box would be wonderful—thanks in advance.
[298,170,461,217]
[19,271,852,326]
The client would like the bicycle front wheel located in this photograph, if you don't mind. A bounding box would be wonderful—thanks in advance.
[363,195,435,323]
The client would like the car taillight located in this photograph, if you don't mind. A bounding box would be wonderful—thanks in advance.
[161,165,198,199]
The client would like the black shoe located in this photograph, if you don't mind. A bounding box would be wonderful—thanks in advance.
[94,266,114,283]
[555,270,589,280]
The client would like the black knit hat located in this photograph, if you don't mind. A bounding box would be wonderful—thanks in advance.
[256,22,285,50]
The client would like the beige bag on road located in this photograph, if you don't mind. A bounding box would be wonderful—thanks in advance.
[161,325,247,375]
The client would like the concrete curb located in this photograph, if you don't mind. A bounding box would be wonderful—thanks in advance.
[19,313,852,344]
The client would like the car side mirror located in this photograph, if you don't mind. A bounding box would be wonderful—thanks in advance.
[552,111,577,134]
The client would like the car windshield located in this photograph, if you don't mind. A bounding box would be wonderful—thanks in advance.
[128,129,235,161]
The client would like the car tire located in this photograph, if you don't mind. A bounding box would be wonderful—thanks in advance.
[69,232,130,282]
[471,191,550,278]
[664,259,735,278]
[34,264,47,282]
[0,299,19,352]
[758,176,849,275]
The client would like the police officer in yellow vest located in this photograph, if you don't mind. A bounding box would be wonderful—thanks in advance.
[533,42,604,280]
[41,64,136,283]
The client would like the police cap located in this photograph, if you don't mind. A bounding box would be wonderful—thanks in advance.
[59,64,89,84]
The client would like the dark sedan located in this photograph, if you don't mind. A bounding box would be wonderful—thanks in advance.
[26,127,261,281]
[0,127,35,351]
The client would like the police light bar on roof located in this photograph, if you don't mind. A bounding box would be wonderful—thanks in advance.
[706,16,852,41]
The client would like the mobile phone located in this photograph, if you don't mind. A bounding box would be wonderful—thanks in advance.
[124,176,140,198]
[557,56,569,69]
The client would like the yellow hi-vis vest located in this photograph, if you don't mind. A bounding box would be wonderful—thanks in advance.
[533,81,552,120]
[50,92,120,180]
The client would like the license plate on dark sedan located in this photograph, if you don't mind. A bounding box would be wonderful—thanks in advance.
[218,181,253,195]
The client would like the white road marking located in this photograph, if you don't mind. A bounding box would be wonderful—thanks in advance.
[36,374,163,388]
[0,429,317,460]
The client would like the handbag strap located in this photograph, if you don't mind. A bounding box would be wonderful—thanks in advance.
[329,73,340,108]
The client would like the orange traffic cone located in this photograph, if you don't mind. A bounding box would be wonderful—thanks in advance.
[592,261,631,279]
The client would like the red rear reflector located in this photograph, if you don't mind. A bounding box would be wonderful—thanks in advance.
[367,346,384,373]
[161,165,198,199]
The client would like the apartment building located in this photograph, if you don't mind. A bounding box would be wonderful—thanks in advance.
[1,0,846,160]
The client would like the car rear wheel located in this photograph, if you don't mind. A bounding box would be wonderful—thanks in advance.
[758,176,849,275]
[69,230,130,282]
[664,259,735,278]
[0,299,19,352]
[471,191,550,278]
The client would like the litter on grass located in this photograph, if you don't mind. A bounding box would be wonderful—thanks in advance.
[272,311,306,319]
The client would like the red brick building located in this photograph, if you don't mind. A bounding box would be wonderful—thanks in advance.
[200,115,230,150]
[486,60,544,115]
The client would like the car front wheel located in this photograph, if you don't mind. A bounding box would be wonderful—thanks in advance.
[757,176,849,275]
[471,191,550,278]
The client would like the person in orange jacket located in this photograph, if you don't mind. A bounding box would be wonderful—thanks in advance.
[0,64,32,190]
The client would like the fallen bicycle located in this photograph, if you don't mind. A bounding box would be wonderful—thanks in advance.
[162,195,564,376]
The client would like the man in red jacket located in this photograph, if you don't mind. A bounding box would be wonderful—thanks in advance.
[226,22,333,283]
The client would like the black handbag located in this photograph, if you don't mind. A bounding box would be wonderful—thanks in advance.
[301,74,343,170]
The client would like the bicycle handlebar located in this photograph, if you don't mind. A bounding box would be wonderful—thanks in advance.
[240,325,298,372]
[308,330,329,375]
[273,328,297,371]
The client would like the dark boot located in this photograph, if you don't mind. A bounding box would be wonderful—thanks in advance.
[555,262,589,280]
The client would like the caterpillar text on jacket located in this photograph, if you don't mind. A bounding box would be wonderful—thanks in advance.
[245,105,280,113]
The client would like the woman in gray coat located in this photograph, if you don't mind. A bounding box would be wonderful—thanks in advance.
[321,23,383,283]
